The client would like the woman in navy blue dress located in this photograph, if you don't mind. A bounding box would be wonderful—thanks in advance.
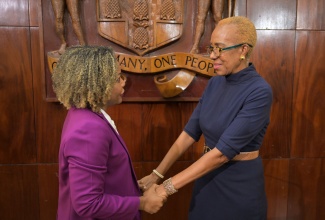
[139,16,272,220]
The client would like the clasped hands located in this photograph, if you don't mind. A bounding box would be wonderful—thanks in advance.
[138,173,167,214]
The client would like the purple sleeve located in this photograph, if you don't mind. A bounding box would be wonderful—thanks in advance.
[63,120,140,219]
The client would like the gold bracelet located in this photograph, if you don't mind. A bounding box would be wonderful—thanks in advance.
[153,169,164,179]
[163,178,178,196]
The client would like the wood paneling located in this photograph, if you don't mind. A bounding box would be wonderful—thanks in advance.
[0,27,36,163]
[247,0,296,30]
[30,25,67,163]
[38,164,59,220]
[142,103,190,161]
[140,102,203,161]
[263,159,289,220]
[297,0,325,30]
[0,0,29,26]
[292,31,325,158]
[287,159,325,219]
[35,102,67,163]
[250,30,295,158]
[29,0,40,27]
[233,0,247,17]
[106,103,143,161]
[0,165,39,220]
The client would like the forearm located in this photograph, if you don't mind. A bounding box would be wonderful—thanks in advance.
[155,131,195,176]
[157,148,228,195]
[138,131,195,192]
[173,148,228,189]
[155,144,184,175]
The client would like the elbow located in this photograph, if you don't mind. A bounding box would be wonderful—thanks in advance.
[204,148,230,169]
[218,155,229,166]
[208,154,229,170]
[74,204,94,218]
[72,198,103,218]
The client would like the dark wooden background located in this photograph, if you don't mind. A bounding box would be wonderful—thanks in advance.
[0,0,324,219]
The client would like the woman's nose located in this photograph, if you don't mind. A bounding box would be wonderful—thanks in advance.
[210,51,218,59]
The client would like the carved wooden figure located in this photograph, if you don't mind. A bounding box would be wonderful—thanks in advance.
[190,0,235,54]
[51,0,86,54]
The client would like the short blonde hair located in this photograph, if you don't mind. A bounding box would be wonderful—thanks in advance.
[218,16,257,57]
[52,45,118,112]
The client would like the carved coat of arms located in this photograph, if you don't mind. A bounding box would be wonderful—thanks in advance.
[47,0,220,100]
[97,0,184,56]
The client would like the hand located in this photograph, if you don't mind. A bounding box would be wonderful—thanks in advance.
[155,184,168,198]
[138,172,161,192]
[139,184,167,214]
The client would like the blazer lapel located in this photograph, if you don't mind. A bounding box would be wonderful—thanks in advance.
[95,111,140,185]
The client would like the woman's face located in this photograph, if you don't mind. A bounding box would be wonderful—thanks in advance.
[209,24,248,76]
[106,63,125,106]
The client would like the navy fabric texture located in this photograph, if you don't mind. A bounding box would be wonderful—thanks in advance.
[185,64,272,219]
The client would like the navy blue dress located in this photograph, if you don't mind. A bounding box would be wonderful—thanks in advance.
[185,64,272,220]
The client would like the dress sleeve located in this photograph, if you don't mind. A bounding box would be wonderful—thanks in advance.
[216,85,273,159]
[184,77,213,141]
[184,98,203,141]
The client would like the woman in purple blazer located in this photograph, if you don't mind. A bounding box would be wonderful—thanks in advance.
[52,46,165,220]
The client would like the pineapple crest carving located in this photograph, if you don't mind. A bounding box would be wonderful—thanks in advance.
[133,0,149,49]
[160,0,176,20]
[133,0,149,20]
[104,0,121,18]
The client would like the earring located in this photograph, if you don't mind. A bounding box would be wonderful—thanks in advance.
[240,55,245,60]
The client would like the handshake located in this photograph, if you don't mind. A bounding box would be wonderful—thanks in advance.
[138,172,172,214]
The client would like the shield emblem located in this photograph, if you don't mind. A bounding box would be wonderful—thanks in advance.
[97,0,184,56]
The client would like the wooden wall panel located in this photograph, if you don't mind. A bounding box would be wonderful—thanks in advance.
[287,159,325,219]
[106,103,143,161]
[0,165,39,220]
[233,0,247,17]
[35,103,67,163]
[297,0,325,30]
[30,24,67,163]
[38,164,59,220]
[263,159,289,220]
[250,30,295,158]
[142,103,191,161]
[0,27,36,163]
[29,0,40,27]
[247,0,296,30]
[0,0,29,26]
[292,31,325,158]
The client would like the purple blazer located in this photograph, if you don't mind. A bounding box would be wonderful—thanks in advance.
[57,108,141,220]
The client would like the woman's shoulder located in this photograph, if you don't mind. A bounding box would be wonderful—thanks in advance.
[67,108,103,121]
[207,75,224,88]
[64,108,109,133]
